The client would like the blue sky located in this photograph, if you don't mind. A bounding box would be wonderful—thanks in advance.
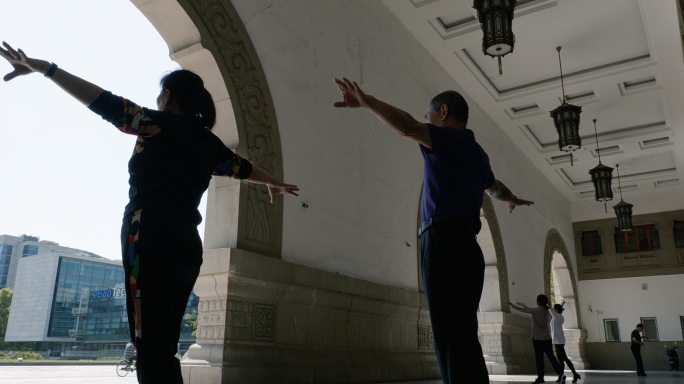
[0,1,206,260]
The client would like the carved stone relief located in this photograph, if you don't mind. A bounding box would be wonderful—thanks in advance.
[179,0,284,256]
[481,195,509,309]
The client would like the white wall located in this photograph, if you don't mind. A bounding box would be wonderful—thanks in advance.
[229,0,574,292]
[579,274,684,342]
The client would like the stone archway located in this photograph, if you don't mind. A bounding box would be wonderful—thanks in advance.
[477,195,518,374]
[133,0,284,257]
[131,3,441,383]
[131,1,287,382]
[543,229,589,370]
[480,195,510,312]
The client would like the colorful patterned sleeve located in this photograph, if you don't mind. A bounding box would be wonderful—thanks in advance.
[88,91,161,137]
[213,151,253,179]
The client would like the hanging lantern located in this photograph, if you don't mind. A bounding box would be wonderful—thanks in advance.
[588,119,613,213]
[612,164,633,232]
[473,0,517,75]
[550,46,581,166]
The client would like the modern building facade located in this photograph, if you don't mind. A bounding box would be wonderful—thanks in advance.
[4,238,197,359]
[0,234,97,290]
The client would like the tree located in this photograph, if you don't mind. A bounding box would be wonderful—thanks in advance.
[0,288,12,341]
[183,309,198,337]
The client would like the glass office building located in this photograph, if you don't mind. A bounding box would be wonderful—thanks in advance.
[6,246,198,359]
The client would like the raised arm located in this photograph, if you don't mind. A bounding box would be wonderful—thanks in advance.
[1,42,103,106]
[507,301,531,313]
[245,166,300,203]
[486,179,534,213]
[333,77,431,147]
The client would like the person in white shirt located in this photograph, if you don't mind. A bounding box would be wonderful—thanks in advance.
[549,301,581,383]
[508,294,566,384]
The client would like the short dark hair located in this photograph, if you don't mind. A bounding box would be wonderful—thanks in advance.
[553,304,564,312]
[429,90,469,124]
[536,294,549,306]
[636,323,644,328]
[160,69,216,130]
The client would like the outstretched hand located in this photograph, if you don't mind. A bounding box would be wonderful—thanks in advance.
[0,42,43,81]
[333,77,368,109]
[266,181,300,204]
[508,196,534,214]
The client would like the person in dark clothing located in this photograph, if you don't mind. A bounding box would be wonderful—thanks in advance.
[508,295,566,384]
[549,301,581,383]
[0,42,299,384]
[631,323,647,376]
[333,77,533,384]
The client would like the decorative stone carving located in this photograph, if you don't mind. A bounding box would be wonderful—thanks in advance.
[418,324,433,350]
[181,0,283,257]
[481,195,509,309]
[253,303,276,341]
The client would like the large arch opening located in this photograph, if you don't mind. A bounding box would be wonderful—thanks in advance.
[132,0,285,256]
[544,229,588,370]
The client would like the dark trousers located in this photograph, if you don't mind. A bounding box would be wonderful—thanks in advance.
[121,209,203,384]
[533,339,563,379]
[554,344,578,375]
[420,219,488,384]
[631,344,646,375]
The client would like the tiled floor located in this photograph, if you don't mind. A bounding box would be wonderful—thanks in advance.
[0,365,680,383]
[386,369,682,384]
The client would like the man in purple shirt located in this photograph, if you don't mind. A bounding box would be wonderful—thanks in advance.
[334,77,533,384]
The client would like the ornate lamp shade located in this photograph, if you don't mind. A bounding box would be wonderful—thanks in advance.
[613,163,633,231]
[613,200,634,232]
[473,0,517,75]
[550,102,582,164]
[589,118,613,212]
[589,163,614,212]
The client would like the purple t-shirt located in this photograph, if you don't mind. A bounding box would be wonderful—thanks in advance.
[419,124,495,234]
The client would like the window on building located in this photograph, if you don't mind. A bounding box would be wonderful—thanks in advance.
[614,224,660,253]
[0,245,12,255]
[0,245,12,289]
[641,317,659,341]
[674,221,684,248]
[22,244,38,256]
[604,319,620,341]
[581,230,603,256]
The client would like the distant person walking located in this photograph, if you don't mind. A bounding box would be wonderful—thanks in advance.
[631,323,647,377]
[508,294,566,384]
[549,301,581,383]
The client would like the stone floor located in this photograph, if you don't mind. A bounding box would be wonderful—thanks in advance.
[0,365,680,383]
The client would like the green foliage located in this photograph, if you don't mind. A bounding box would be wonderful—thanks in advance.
[0,341,36,351]
[10,351,44,360]
[0,288,12,340]
[183,309,198,337]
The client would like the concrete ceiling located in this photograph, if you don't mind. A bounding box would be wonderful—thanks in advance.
[382,0,684,221]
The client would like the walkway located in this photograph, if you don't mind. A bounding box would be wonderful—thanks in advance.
[0,365,680,383]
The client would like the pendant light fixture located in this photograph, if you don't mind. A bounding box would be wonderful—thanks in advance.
[588,119,613,213]
[473,0,517,75]
[613,164,633,232]
[550,46,582,166]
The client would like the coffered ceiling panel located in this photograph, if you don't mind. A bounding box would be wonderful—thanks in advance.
[383,0,684,217]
